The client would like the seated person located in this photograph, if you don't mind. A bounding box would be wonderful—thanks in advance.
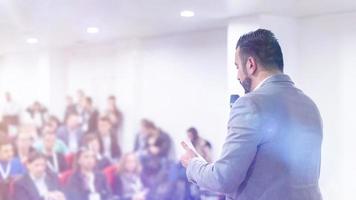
[57,113,83,154]
[12,151,66,200]
[0,137,26,200]
[41,130,68,173]
[134,119,172,160]
[82,134,111,171]
[112,152,147,200]
[0,137,25,180]
[65,146,110,200]
[34,124,68,155]
[15,131,35,164]
[97,116,122,162]
[186,127,213,163]
[135,120,173,190]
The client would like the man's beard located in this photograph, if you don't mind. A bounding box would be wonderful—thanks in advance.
[240,77,252,94]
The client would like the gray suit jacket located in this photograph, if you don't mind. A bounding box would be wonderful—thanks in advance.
[187,74,323,200]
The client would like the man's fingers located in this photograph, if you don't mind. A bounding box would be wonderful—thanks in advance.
[181,141,191,151]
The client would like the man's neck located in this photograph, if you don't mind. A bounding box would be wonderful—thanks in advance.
[251,70,281,91]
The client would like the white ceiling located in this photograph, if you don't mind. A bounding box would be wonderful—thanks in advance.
[0,0,356,54]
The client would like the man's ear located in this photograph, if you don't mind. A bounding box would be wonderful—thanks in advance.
[246,56,257,75]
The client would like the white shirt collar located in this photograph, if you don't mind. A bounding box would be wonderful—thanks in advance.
[30,174,48,197]
[253,75,273,91]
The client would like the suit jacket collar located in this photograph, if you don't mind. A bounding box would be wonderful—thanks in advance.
[258,74,294,89]
[20,174,43,199]
[22,173,57,195]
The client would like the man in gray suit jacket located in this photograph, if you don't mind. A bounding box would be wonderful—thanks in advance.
[181,29,323,200]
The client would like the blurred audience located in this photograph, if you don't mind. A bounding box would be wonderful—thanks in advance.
[97,116,122,161]
[13,151,66,200]
[34,124,68,155]
[64,96,77,122]
[83,133,111,171]
[14,131,35,164]
[47,115,62,134]
[186,127,212,163]
[135,119,174,200]
[0,137,25,181]
[134,119,172,159]
[112,152,147,200]
[0,137,26,200]
[41,130,68,174]
[106,95,123,136]
[57,113,83,153]
[83,97,99,134]
[65,147,110,200]
[0,91,214,200]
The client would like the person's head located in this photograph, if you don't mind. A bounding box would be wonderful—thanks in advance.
[66,113,80,130]
[84,96,93,110]
[97,116,112,135]
[47,115,61,131]
[187,127,199,141]
[42,123,55,136]
[118,152,141,174]
[0,138,14,162]
[16,131,33,153]
[32,101,41,111]
[140,119,156,136]
[107,95,117,109]
[83,134,101,154]
[42,130,57,153]
[76,146,96,172]
[26,151,47,179]
[235,29,284,93]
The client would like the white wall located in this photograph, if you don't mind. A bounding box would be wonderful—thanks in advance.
[0,51,51,112]
[297,12,356,200]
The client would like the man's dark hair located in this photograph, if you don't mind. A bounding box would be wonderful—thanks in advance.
[236,29,284,72]
[141,119,156,130]
[187,127,199,139]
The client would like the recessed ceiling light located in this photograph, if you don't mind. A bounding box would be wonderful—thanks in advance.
[180,10,195,17]
[87,27,99,34]
[26,38,38,44]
